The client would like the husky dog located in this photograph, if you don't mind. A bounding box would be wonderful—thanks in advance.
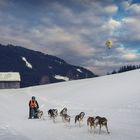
[60,108,70,123]
[75,112,85,125]
[36,109,44,119]
[87,117,95,130]
[61,114,71,123]
[94,116,110,134]
[48,109,58,118]
[48,109,58,122]
[60,107,67,116]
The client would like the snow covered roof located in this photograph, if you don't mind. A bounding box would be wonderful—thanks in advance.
[0,72,21,81]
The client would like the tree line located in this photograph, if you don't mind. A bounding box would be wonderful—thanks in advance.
[107,64,140,75]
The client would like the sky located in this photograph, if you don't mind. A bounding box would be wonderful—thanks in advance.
[0,0,140,75]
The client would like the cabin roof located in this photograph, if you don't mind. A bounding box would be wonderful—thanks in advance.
[0,72,21,81]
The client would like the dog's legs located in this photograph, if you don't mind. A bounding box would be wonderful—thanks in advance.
[88,122,92,133]
[41,113,45,120]
[62,117,65,123]
[53,117,55,123]
[89,125,93,133]
[75,119,77,127]
[62,116,65,123]
[99,125,101,134]
[105,124,110,134]
[93,124,96,133]
[79,118,83,127]
[79,120,81,127]
[75,122,77,127]
[68,120,70,125]
[68,118,70,124]
[91,124,95,133]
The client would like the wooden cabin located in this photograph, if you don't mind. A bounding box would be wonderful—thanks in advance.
[0,72,21,89]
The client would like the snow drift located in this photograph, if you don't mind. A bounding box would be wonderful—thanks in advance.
[0,70,140,140]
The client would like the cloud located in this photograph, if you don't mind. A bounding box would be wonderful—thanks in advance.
[105,18,121,30]
[101,18,121,38]
[122,53,138,60]
[0,0,140,75]
[121,1,130,9]
[29,24,96,62]
[103,4,118,14]
[116,46,140,61]
[84,2,118,17]
[122,1,140,14]
[118,17,140,44]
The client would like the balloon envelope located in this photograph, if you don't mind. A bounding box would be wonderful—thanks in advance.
[105,40,112,49]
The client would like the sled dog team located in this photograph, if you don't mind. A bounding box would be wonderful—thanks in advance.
[29,96,110,134]
[48,108,110,134]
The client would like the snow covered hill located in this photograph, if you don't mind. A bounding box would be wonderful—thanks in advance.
[0,44,96,87]
[0,70,140,140]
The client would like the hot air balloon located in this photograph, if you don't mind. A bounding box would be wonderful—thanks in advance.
[105,40,112,49]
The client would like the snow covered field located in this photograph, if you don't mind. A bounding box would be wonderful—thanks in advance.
[0,70,140,140]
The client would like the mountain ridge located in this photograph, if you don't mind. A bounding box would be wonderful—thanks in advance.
[0,44,97,87]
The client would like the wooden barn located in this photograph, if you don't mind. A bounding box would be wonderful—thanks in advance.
[0,72,21,89]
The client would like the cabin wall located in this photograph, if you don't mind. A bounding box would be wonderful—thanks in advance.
[0,81,20,89]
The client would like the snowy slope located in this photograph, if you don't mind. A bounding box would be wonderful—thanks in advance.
[0,70,140,140]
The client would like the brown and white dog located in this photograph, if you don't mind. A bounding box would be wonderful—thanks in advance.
[60,108,70,123]
[75,112,85,125]
[87,117,95,130]
[94,116,110,134]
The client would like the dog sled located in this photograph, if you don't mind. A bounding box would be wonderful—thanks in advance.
[29,109,43,119]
